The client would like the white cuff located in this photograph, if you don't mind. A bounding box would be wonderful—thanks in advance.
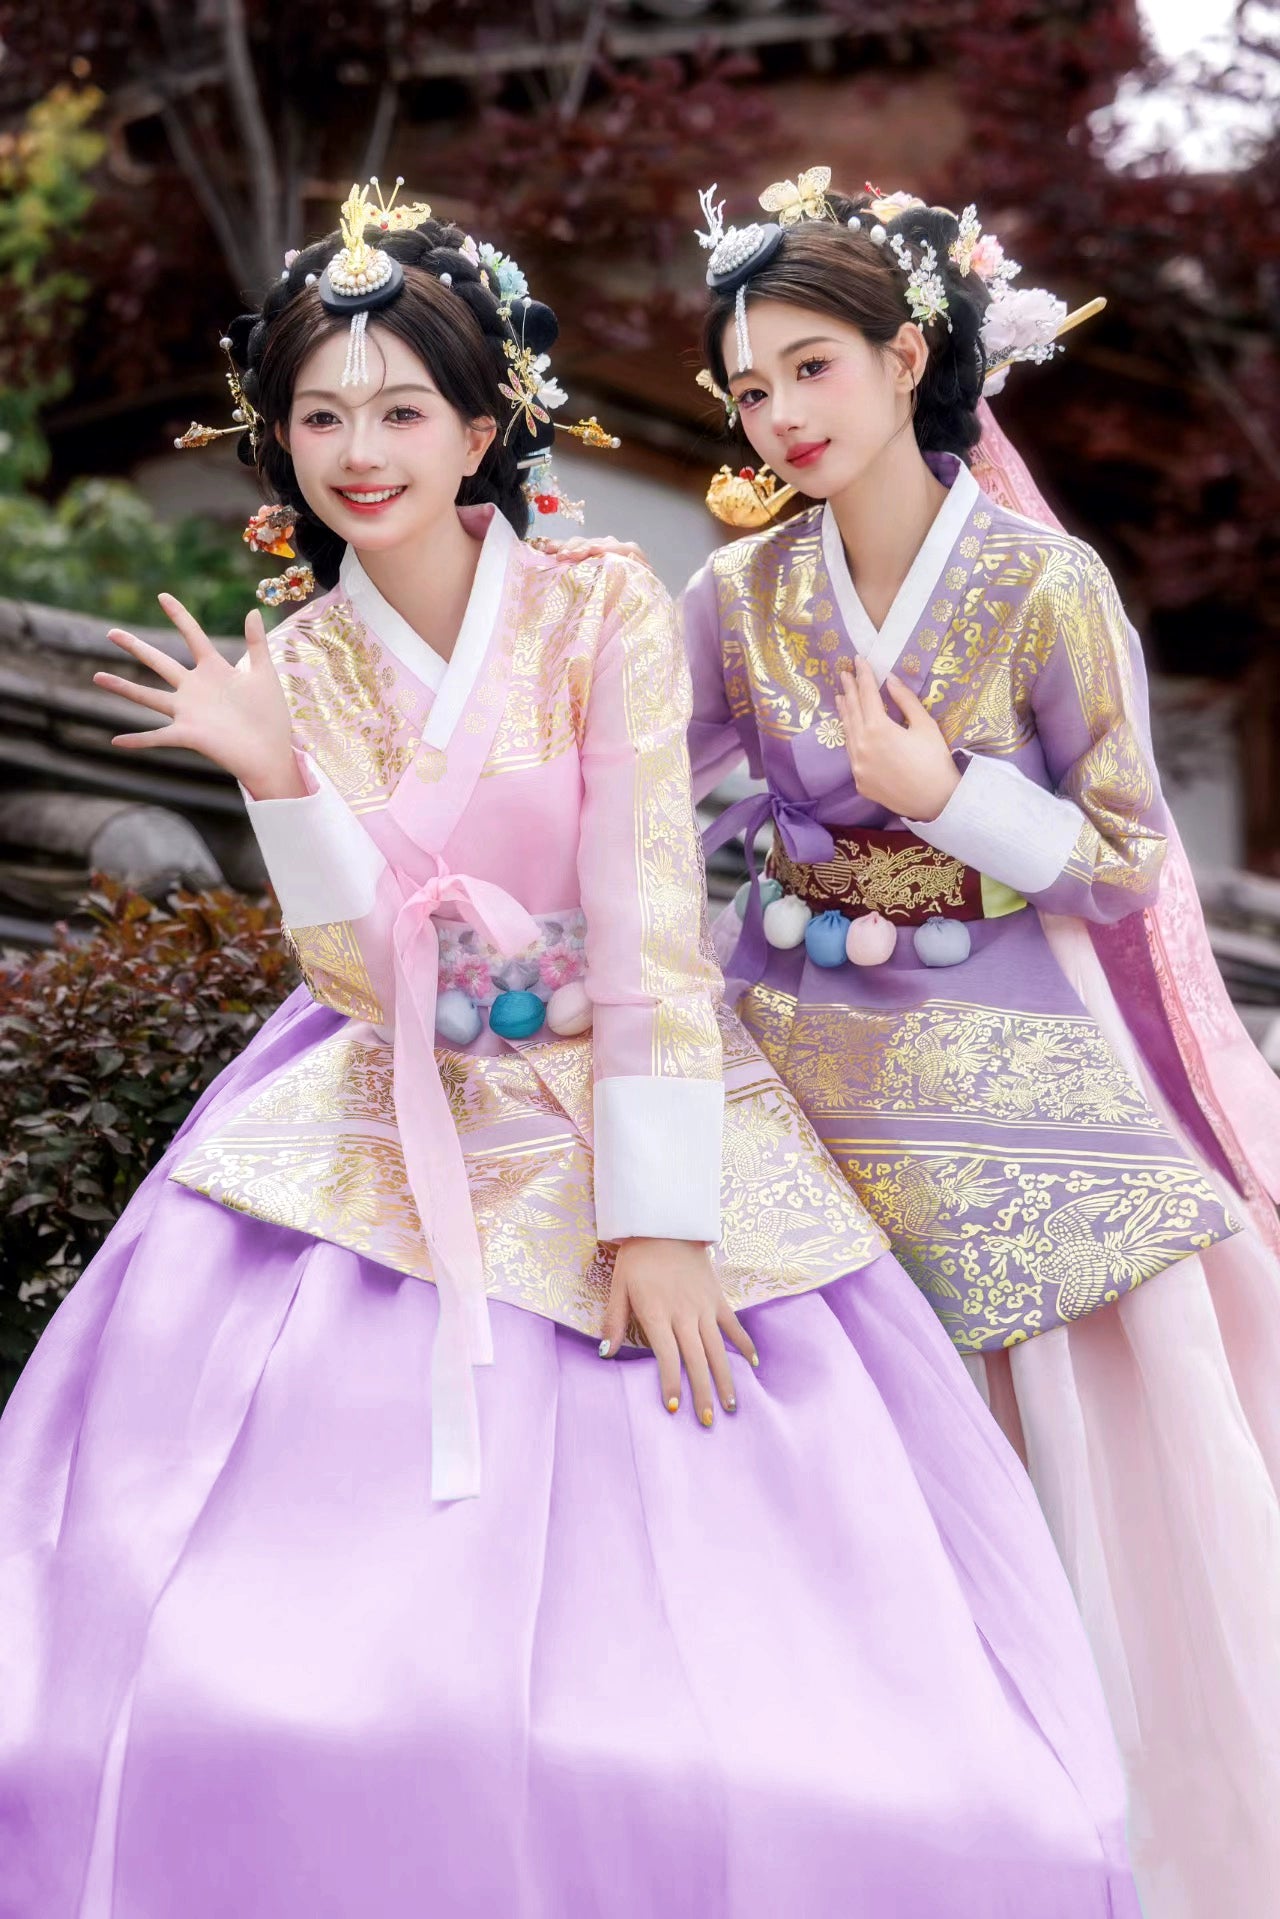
[903,755,1084,897]
[242,756,386,927]
[593,1077,724,1243]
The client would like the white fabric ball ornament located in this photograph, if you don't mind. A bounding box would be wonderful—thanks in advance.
[763,895,812,950]
[435,990,483,1046]
[545,981,593,1037]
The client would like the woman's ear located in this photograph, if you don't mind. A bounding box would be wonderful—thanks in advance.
[889,321,930,392]
[463,414,497,476]
[274,420,290,453]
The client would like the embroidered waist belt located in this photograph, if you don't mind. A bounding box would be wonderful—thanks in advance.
[767,827,1026,925]
[437,906,587,1005]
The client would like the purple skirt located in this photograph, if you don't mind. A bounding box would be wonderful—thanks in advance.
[0,991,1136,1917]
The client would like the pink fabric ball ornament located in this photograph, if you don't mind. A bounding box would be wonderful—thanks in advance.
[545,980,593,1037]
[845,913,898,966]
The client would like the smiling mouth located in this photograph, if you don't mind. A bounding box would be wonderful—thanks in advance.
[334,485,407,505]
[785,442,828,468]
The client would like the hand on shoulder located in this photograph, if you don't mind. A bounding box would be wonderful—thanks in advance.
[529,533,652,569]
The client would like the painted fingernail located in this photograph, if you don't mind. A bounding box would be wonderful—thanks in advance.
[666,1396,680,1414]
[726,1397,737,1413]
[700,1408,714,1428]
[749,1351,760,1368]
[598,1339,612,1358]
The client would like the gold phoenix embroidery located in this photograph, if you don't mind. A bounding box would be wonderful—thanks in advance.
[738,983,1237,1347]
[843,1147,1234,1349]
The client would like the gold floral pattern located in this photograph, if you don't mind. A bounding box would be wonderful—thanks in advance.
[737,982,1238,1346]
[753,993,1161,1127]
[269,600,430,813]
[483,563,593,775]
[282,921,384,1024]
[172,1006,885,1338]
[612,563,724,1079]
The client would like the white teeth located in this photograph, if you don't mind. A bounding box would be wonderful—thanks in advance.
[338,487,404,504]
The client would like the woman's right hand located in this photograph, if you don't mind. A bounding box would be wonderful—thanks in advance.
[93,594,305,799]
[600,1237,758,1427]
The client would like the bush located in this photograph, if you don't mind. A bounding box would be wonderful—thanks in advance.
[0,881,297,1405]
[0,477,261,635]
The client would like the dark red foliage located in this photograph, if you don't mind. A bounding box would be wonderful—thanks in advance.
[0,880,296,1400]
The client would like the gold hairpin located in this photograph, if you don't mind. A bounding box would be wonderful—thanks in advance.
[705,464,797,529]
[564,416,622,450]
[174,336,263,452]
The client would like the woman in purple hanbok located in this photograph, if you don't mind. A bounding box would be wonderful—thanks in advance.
[0,188,1137,1916]
[675,172,1280,1917]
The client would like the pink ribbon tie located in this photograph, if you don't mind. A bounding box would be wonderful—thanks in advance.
[390,856,542,1500]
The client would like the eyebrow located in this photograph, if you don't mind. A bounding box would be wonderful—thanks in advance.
[294,382,438,401]
[727,337,840,385]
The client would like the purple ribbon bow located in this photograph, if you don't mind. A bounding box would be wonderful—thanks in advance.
[702,791,835,984]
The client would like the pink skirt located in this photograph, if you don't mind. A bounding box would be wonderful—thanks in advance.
[973,916,1280,1919]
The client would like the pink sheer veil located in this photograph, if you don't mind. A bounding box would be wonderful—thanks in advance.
[972,400,1280,1236]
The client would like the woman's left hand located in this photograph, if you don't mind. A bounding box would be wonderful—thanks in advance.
[528,534,651,567]
[836,658,961,822]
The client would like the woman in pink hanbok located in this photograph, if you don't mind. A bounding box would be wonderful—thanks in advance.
[663,171,1280,1919]
[0,188,1138,1918]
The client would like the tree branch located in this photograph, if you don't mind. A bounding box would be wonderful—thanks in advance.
[159,100,257,293]
[217,0,282,281]
[559,0,608,122]
[358,78,400,186]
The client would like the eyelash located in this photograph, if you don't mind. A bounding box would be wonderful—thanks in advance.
[734,356,831,412]
[299,405,425,428]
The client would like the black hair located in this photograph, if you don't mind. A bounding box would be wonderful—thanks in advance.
[224,218,560,588]
[702,188,991,461]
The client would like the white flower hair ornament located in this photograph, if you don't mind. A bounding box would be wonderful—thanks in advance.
[888,233,952,333]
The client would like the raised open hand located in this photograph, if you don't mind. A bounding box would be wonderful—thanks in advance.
[93,594,304,800]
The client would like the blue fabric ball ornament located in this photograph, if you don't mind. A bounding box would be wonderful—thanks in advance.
[489,989,547,1040]
[804,909,852,969]
[912,918,972,968]
[435,989,483,1046]
[733,876,783,921]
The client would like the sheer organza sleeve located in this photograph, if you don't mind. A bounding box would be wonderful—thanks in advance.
[579,558,725,1242]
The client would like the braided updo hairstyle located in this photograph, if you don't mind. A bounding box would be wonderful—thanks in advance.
[223,216,559,588]
[702,187,990,462]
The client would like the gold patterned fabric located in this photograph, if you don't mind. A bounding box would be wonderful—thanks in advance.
[269,599,434,815]
[739,979,1237,1350]
[174,1007,885,1337]
[681,459,1225,1351]
[282,922,385,1025]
